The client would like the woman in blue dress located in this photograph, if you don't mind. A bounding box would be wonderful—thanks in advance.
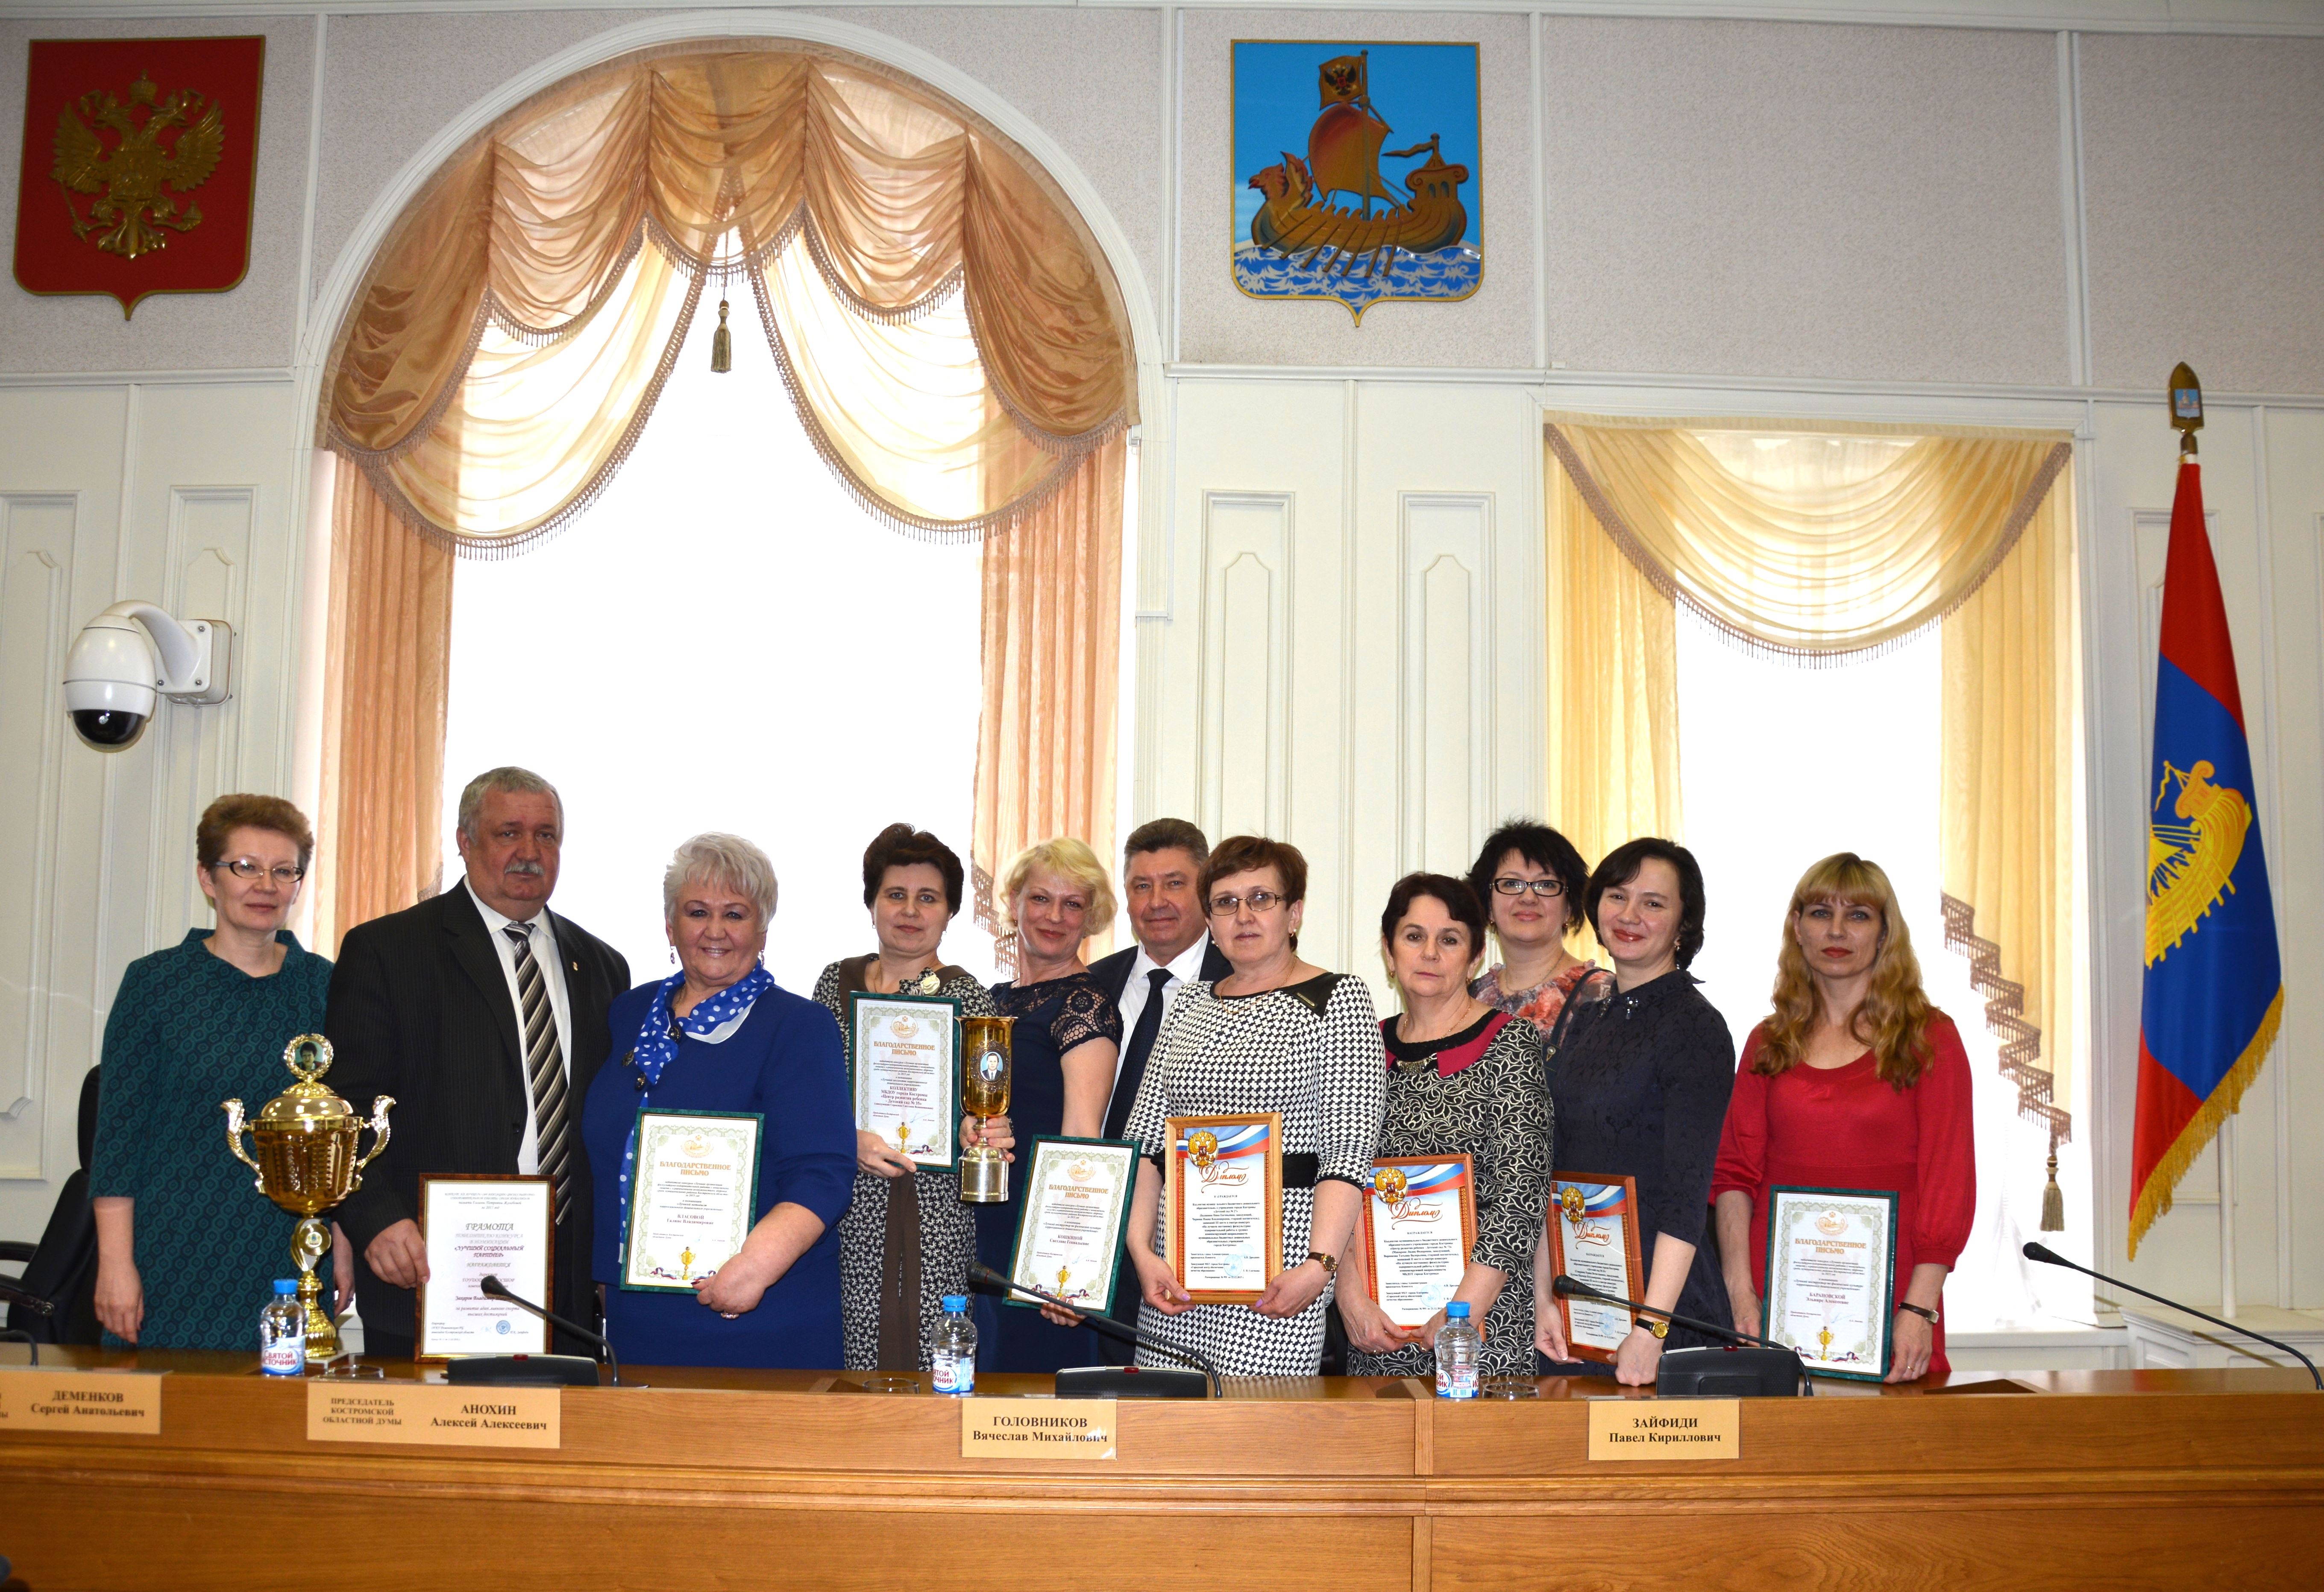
[582,834,856,1369]
[977,839,1123,1373]
[90,795,338,1350]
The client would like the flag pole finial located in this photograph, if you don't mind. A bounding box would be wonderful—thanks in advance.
[2169,361,2203,457]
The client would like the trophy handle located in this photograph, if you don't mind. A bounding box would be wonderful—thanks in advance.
[344,1096,396,1194]
[222,1099,264,1192]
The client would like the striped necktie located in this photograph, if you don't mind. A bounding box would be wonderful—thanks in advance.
[504,922,570,1223]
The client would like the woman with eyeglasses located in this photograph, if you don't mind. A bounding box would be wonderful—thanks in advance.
[1467,821,1609,1041]
[89,794,342,1348]
[1113,834,1387,1376]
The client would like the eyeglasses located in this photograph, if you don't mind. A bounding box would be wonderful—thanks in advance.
[215,858,305,886]
[1207,889,1285,917]
[1491,877,1565,898]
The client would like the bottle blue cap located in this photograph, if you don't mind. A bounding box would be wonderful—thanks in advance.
[1446,1301,1470,1318]
[274,1279,299,1295]
[942,1294,967,1312]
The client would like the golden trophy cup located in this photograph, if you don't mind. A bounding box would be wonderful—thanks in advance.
[223,1034,393,1364]
[959,1014,1014,1203]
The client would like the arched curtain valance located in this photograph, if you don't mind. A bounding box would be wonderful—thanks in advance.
[310,42,1136,953]
[322,43,1136,551]
[1545,416,2077,1224]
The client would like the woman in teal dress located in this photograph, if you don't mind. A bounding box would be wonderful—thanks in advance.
[89,794,336,1350]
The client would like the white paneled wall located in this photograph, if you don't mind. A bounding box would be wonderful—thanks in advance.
[0,380,299,1239]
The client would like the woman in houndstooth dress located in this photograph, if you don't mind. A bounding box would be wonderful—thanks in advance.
[1119,836,1386,1377]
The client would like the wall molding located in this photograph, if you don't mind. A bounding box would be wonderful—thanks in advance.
[4,0,2319,38]
[1194,490,1294,844]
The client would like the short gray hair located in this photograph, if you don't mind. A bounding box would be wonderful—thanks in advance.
[457,766,563,842]
[663,833,779,926]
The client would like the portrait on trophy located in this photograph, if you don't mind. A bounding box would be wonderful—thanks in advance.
[959,1014,1014,1203]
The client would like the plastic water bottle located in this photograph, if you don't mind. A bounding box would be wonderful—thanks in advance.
[932,1294,977,1395]
[1434,1300,1481,1399]
[259,1280,306,1376]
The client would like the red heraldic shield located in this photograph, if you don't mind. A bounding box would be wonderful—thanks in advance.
[14,36,266,318]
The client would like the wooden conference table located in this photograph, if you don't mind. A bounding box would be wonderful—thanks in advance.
[4,1346,2319,1591]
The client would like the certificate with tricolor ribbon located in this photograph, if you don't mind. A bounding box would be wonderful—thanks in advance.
[1359,1155,1477,1328]
[1547,1172,1644,1362]
[1166,1113,1283,1304]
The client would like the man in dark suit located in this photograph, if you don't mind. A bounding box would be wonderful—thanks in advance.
[1085,818,1232,1360]
[325,767,630,1360]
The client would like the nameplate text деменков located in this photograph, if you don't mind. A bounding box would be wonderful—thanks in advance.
[306,1382,560,1448]
[960,1397,1117,1460]
[0,1368,163,1433]
[1586,1397,1740,1460]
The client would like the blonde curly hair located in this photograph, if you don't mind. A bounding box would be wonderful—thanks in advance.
[1756,853,1938,1089]
[995,837,1117,941]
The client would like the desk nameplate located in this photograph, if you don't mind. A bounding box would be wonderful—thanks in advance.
[306,1382,560,1448]
[0,1368,163,1433]
[1586,1397,1739,1460]
[960,1397,1117,1460]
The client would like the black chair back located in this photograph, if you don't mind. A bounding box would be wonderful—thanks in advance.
[1,1067,101,1343]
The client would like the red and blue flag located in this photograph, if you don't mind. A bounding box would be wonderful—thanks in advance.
[2130,457,2283,1256]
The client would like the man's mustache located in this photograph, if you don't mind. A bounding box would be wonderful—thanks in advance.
[504,858,546,878]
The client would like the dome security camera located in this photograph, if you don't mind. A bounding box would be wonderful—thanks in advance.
[63,601,232,753]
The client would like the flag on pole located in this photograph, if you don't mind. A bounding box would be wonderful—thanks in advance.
[2129,452,2283,1258]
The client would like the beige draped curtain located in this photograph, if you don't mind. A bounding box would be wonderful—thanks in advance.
[311,43,1136,946]
[1546,417,2077,1215]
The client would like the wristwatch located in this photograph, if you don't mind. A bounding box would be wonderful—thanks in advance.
[1640,1316,1670,1340]
[1305,1250,1338,1276]
[1897,1302,1940,1325]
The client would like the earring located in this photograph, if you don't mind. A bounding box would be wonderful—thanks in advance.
[669,948,677,966]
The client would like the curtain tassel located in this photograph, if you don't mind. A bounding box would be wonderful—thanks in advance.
[2040,1133,2065,1232]
[710,299,732,373]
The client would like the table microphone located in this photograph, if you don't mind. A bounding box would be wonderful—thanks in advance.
[0,1281,55,1317]
[965,1261,1222,1396]
[475,1275,623,1387]
[2021,1242,2321,1390]
[1552,1275,1811,1396]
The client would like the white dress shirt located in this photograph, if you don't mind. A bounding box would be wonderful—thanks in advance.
[1116,931,1217,1038]
[465,879,574,1175]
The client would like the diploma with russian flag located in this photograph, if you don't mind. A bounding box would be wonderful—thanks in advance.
[1359,1156,1478,1328]
[1546,1173,1645,1362]
[1166,1113,1284,1303]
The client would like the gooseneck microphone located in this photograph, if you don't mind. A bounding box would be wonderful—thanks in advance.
[476,1274,623,1387]
[0,1281,56,1317]
[2021,1242,2321,1390]
[966,1260,1223,1397]
[1552,1274,1811,1396]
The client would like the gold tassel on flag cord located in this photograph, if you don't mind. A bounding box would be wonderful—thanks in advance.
[710,298,732,373]
[2041,1132,2064,1232]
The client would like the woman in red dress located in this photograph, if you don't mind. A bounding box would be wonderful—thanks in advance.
[1711,853,1974,1382]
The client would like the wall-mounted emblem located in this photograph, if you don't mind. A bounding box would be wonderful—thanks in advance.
[1232,41,1481,322]
[14,36,266,318]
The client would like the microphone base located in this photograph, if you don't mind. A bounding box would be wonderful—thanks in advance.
[445,1355,602,1387]
[1055,1365,1211,1400]
[1654,1346,1808,1398]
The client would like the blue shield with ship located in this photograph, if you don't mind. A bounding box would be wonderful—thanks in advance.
[1232,41,1482,321]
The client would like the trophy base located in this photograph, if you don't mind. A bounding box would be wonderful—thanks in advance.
[293,1216,341,1365]
[960,1147,1009,1204]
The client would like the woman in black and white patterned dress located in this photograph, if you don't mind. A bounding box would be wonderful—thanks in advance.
[1119,836,1387,1377]
[811,824,1004,1373]
[1341,874,1553,1381]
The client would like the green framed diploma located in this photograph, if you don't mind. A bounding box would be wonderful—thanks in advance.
[1008,1136,1139,1313]
[620,1109,763,1293]
[845,991,961,1170]
[1762,1184,1900,1381]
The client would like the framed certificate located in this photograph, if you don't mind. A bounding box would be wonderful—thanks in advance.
[1009,1136,1139,1314]
[415,1175,553,1361]
[621,1109,764,1293]
[1763,1184,1900,1381]
[1359,1156,1477,1329]
[1546,1172,1645,1363]
[1165,1113,1283,1305]
[845,991,961,1170]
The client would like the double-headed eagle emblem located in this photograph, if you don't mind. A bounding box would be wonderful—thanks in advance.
[50,73,224,259]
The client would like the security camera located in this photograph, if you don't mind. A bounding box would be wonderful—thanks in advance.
[63,601,232,752]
